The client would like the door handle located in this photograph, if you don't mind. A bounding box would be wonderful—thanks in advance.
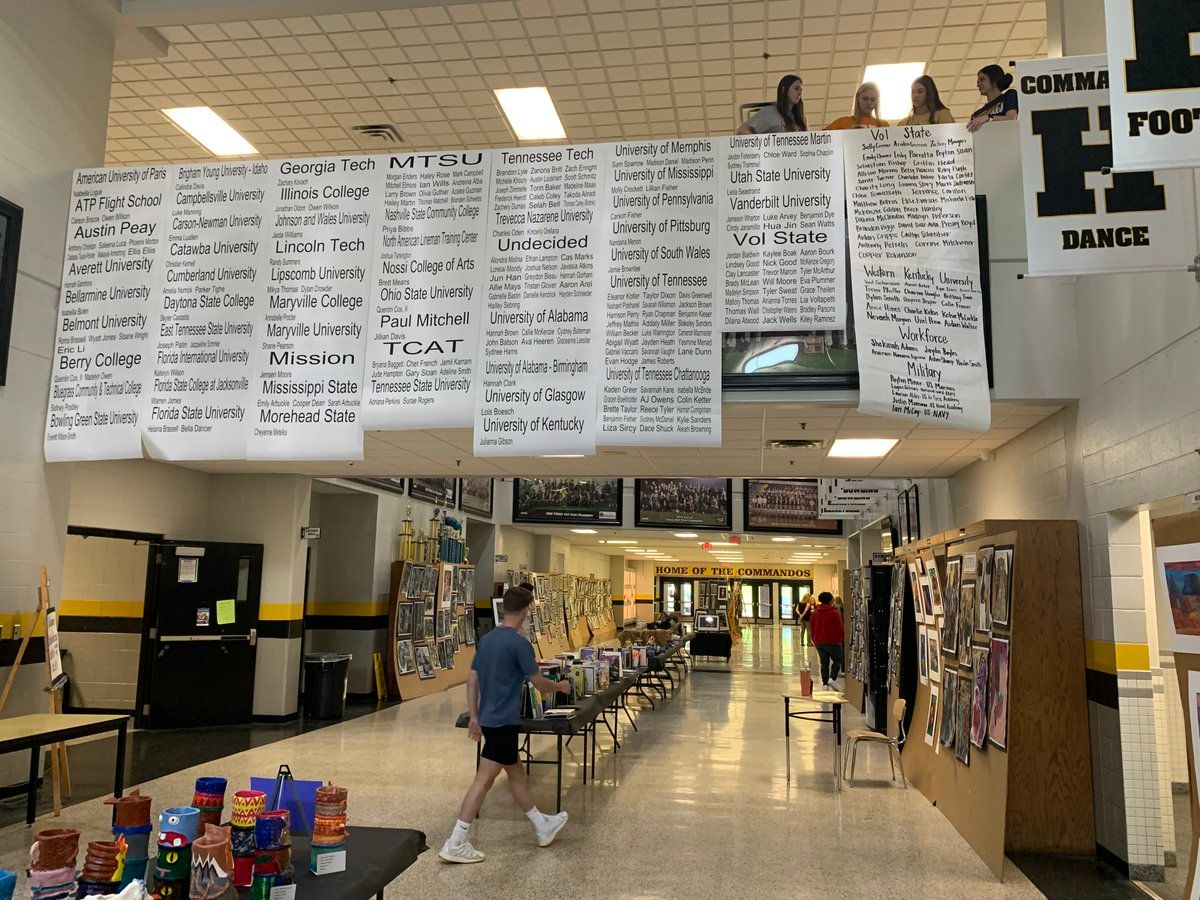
[249,628,257,647]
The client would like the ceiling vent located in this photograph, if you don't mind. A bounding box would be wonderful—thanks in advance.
[766,439,827,450]
[350,123,403,145]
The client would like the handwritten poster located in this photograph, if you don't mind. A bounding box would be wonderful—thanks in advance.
[719,132,845,331]
[474,147,602,456]
[600,140,721,446]
[844,126,990,430]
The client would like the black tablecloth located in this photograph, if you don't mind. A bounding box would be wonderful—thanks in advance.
[237,826,426,898]
[688,632,733,659]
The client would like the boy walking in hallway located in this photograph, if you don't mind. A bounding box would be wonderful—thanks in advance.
[440,584,572,863]
[809,591,845,691]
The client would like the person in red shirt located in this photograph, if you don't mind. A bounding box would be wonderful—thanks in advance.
[809,591,845,690]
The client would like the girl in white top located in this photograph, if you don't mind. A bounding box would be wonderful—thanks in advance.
[737,74,808,134]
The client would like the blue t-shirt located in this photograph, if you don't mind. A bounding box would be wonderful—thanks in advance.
[471,625,537,726]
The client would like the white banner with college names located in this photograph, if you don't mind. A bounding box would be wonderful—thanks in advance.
[1017,55,1197,277]
[363,151,490,429]
[845,125,991,431]
[1104,0,1200,171]
[46,166,169,461]
[474,146,603,456]
[719,132,845,331]
[143,162,269,460]
[600,139,720,446]
[248,157,380,460]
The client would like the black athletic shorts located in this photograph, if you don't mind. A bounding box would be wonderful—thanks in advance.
[481,725,520,767]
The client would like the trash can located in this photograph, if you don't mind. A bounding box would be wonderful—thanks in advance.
[303,652,353,719]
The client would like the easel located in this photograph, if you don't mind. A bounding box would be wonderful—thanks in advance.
[0,566,71,815]
[266,764,309,835]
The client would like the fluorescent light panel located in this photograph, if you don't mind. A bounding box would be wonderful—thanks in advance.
[862,62,927,121]
[163,107,257,157]
[674,532,699,538]
[571,528,597,534]
[828,438,899,458]
[494,87,566,140]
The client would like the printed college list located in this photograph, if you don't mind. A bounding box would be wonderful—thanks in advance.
[475,146,603,457]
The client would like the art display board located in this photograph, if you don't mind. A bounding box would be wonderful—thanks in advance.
[599,139,721,446]
[892,522,1092,880]
[1016,55,1197,277]
[843,126,991,431]
[1103,0,1200,171]
[385,560,475,701]
[719,132,845,331]
[1151,511,1200,900]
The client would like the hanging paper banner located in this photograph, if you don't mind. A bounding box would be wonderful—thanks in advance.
[1104,0,1200,170]
[818,478,897,518]
[844,126,991,431]
[143,162,270,460]
[1017,55,1197,277]
[719,132,846,331]
[246,157,380,460]
[599,139,721,446]
[473,146,603,457]
[362,151,491,429]
[45,166,169,461]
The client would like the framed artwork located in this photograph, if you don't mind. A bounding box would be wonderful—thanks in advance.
[977,546,995,631]
[987,636,1010,749]
[925,689,939,746]
[350,477,405,497]
[415,645,436,679]
[460,477,494,518]
[465,616,477,645]
[970,644,990,749]
[411,606,425,642]
[918,631,928,684]
[423,614,435,639]
[424,595,436,617]
[423,566,438,595]
[396,639,416,675]
[636,478,732,530]
[939,670,958,747]
[741,478,842,535]
[928,634,941,681]
[513,477,622,526]
[915,556,925,576]
[0,197,24,386]
[962,552,977,577]
[957,583,976,665]
[929,559,944,615]
[395,602,414,636]
[991,546,1014,627]
[955,668,972,765]
[409,477,458,507]
[920,580,935,619]
[907,563,920,609]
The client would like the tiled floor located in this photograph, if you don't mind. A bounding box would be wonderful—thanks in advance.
[0,626,1141,897]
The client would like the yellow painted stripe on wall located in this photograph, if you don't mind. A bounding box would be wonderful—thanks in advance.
[0,612,46,637]
[1086,640,1150,673]
[260,602,304,621]
[59,599,144,618]
[306,600,388,617]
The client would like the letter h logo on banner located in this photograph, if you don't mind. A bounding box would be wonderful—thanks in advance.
[1032,104,1165,218]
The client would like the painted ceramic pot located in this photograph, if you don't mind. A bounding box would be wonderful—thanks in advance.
[105,791,152,829]
[80,838,125,882]
[113,831,149,861]
[191,825,236,899]
[31,828,81,871]
[313,784,347,817]
[159,807,200,843]
[230,791,265,828]
[229,827,255,858]
[154,842,191,881]
[118,856,148,890]
[253,811,290,850]
[0,870,13,900]
[232,855,253,889]
[311,815,347,846]
[192,825,234,875]
[27,864,75,888]
[155,879,188,899]
[194,777,226,797]
[196,806,223,829]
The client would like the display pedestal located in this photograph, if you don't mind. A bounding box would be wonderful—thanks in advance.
[894,519,1093,879]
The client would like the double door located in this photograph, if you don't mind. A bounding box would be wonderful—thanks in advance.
[139,541,263,728]
[661,579,693,616]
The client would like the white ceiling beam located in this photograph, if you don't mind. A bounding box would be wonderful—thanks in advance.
[120,0,483,27]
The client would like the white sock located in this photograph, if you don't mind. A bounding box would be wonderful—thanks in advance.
[450,819,471,845]
[525,807,546,829]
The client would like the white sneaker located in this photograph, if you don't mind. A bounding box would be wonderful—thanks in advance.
[536,811,568,847]
[823,682,834,691]
[439,839,486,863]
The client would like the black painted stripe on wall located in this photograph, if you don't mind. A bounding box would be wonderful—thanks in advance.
[0,638,46,666]
[258,619,304,640]
[1086,667,1118,710]
[304,615,388,631]
[59,616,141,634]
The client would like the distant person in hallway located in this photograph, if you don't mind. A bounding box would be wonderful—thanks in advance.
[824,82,888,130]
[967,64,1018,132]
[794,594,815,650]
[810,591,845,690]
[440,585,571,864]
[898,75,954,125]
[737,74,808,134]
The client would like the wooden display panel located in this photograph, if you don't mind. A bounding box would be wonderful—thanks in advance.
[1153,511,1200,900]
[842,567,865,711]
[385,560,475,701]
[893,520,1093,879]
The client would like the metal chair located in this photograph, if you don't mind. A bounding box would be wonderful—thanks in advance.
[843,698,908,788]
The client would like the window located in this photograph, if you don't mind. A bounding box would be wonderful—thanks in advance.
[741,585,754,619]
[681,582,693,616]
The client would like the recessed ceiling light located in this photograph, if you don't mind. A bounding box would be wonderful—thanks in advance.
[571,528,597,534]
[494,86,566,140]
[674,532,699,538]
[163,107,257,156]
[828,438,899,458]
[771,537,795,543]
[705,541,738,547]
[538,454,584,458]
[862,62,927,121]
[601,540,637,545]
